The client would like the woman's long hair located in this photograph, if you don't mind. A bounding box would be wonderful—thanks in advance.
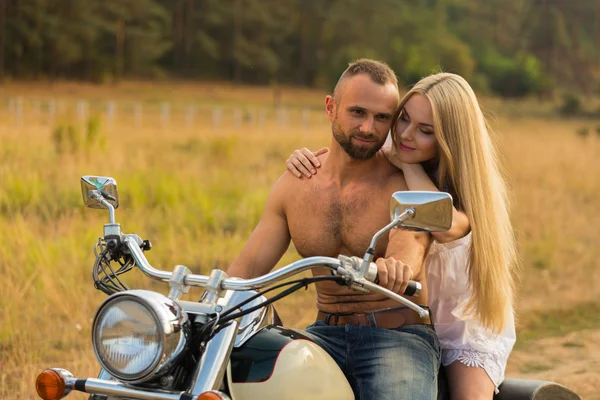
[394,73,517,333]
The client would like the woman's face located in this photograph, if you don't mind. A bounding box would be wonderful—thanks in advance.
[394,94,439,163]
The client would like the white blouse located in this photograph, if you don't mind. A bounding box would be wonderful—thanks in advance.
[426,232,516,391]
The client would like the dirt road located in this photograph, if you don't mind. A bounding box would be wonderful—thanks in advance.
[507,329,600,399]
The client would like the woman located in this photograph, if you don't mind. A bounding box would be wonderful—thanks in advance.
[285,72,517,399]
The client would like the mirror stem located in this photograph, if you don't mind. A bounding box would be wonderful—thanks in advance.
[101,199,116,224]
[359,208,415,276]
[89,190,117,224]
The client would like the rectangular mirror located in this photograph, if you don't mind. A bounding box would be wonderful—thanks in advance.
[81,176,119,209]
[390,191,453,232]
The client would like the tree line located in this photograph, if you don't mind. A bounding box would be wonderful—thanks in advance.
[1,0,599,97]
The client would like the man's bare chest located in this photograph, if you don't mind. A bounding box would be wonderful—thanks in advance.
[286,182,391,258]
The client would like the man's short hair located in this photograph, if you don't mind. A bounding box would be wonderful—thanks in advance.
[333,58,398,100]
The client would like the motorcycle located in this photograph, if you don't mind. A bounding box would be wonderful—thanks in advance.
[34,175,580,400]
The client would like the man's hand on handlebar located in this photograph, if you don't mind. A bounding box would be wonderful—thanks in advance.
[374,257,415,296]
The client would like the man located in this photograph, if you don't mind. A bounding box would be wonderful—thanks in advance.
[227,59,440,399]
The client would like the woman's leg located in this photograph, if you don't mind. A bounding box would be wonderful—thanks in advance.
[445,361,496,400]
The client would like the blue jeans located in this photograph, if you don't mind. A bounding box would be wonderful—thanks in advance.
[304,321,441,400]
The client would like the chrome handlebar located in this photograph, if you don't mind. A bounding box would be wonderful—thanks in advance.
[122,235,428,318]
[124,235,341,288]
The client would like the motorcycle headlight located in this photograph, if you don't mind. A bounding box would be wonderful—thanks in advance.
[92,290,189,383]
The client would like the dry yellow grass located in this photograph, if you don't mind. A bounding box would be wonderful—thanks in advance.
[1,82,599,399]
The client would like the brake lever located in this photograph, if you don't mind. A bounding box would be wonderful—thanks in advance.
[363,280,429,318]
[334,255,428,318]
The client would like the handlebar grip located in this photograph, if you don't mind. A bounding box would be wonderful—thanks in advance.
[404,280,422,297]
[376,278,421,297]
[366,261,421,297]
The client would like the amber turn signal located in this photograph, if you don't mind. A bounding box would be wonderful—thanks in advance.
[197,390,230,400]
[35,369,66,400]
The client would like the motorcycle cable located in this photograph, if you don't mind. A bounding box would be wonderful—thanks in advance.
[93,245,120,295]
[96,253,130,294]
[191,276,330,343]
[93,239,135,295]
[220,275,346,320]
[198,275,346,339]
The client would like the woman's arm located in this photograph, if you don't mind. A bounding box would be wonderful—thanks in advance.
[284,141,469,243]
[400,163,470,243]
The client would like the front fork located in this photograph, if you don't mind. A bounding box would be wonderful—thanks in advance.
[188,321,240,394]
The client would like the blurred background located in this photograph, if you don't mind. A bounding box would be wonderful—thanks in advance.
[0,0,599,98]
[1,0,599,399]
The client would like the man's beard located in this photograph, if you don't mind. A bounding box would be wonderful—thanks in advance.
[332,118,385,160]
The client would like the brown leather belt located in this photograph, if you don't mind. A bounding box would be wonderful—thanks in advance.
[316,307,431,329]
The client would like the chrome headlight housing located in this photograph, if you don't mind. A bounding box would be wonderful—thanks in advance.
[92,290,189,383]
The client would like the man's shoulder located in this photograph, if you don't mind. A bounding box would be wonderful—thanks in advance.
[272,169,305,192]
[268,170,310,206]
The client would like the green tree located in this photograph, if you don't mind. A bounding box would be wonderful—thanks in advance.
[0,0,598,96]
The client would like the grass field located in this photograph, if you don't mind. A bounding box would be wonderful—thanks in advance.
[1,81,599,399]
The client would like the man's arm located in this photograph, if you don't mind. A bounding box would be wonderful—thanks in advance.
[375,228,430,295]
[374,168,431,295]
[385,228,429,276]
[226,174,292,279]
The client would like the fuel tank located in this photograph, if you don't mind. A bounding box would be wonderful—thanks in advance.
[227,325,354,400]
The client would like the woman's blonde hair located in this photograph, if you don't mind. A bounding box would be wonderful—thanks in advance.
[394,72,516,333]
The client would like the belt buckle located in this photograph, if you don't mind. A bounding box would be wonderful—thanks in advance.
[374,308,410,329]
[355,312,374,327]
[320,311,378,327]
[322,312,346,326]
